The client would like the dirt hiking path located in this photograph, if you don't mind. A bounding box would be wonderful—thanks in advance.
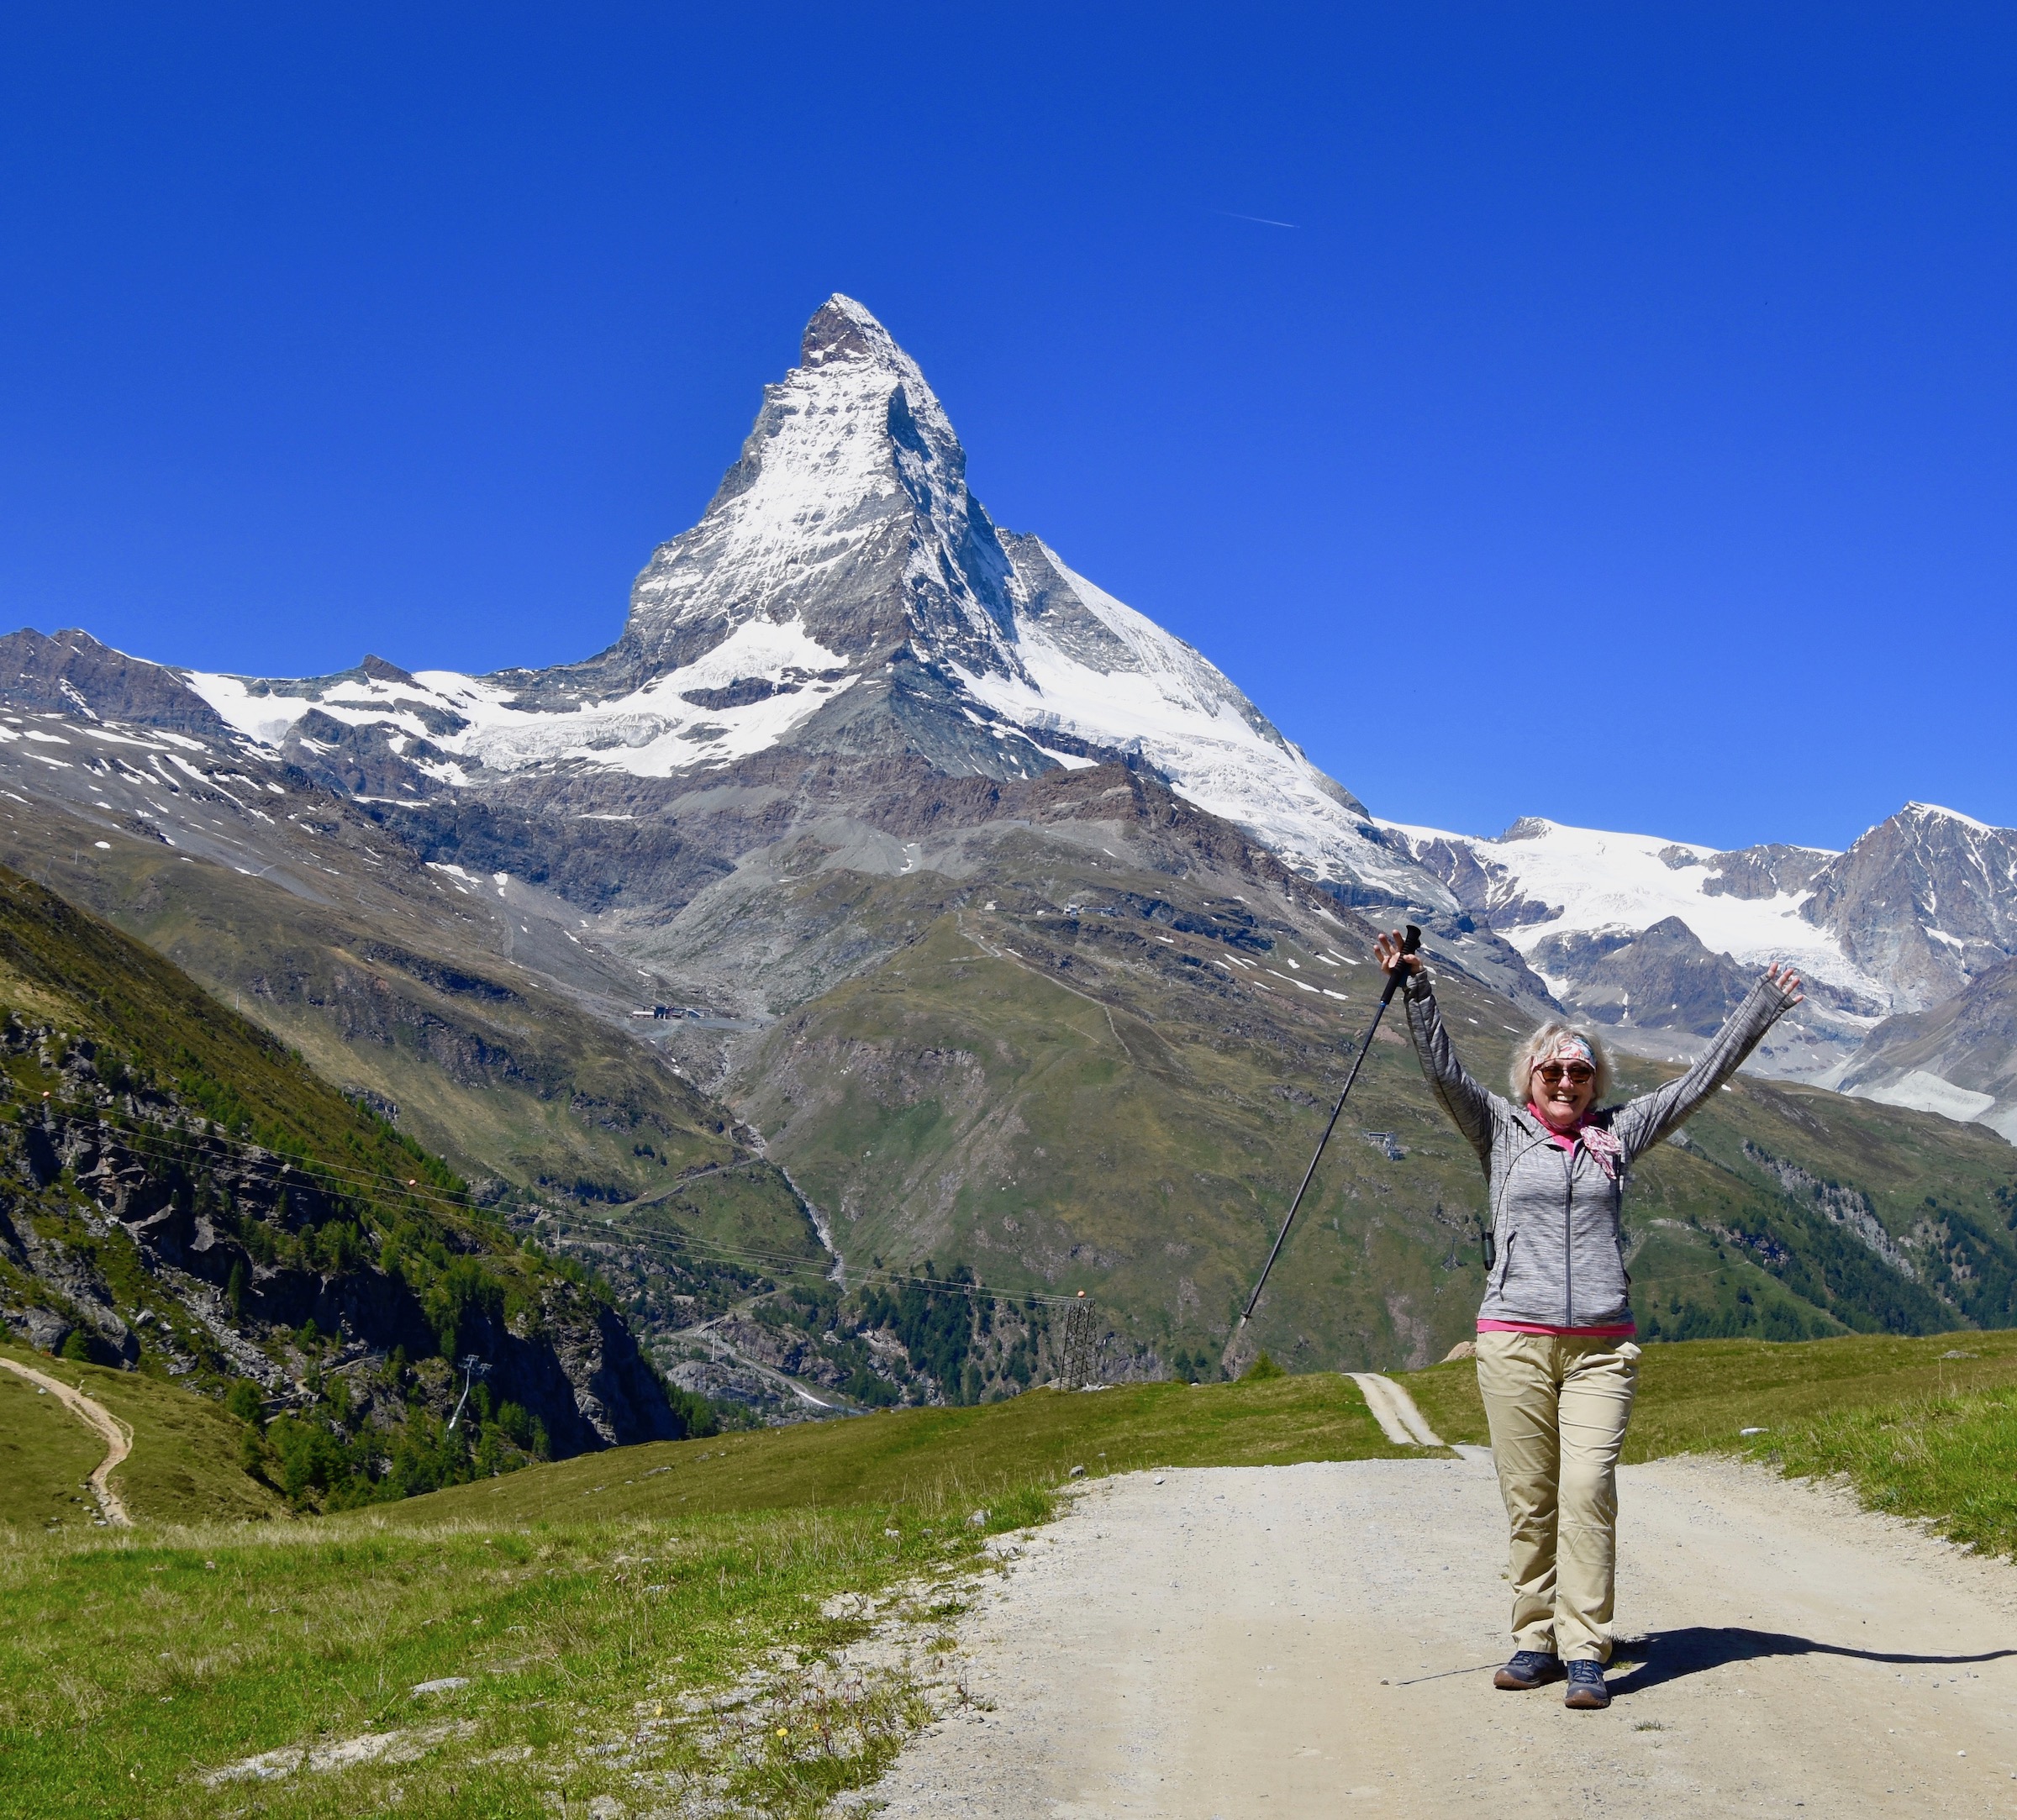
[861,1453,2017,1817]
[0,1354,132,1525]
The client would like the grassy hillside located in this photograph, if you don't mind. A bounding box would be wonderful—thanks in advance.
[10,1333,2017,1817]
[0,1372,1403,1820]
[0,1502,978,1820]
[0,863,703,1509]
[733,851,1527,1381]
[1406,1328,2017,1563]
[0,1359,106,1528]
[0,790,749,1205]
[0,1340,282,1527]
[1624,1074,2017,1344]
[1403,1326,2017,1457]
[379,1369,1415,1524]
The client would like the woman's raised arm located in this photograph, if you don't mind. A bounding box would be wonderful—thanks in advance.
[1609,964,1804,1159]
[1377,929,1500,1163]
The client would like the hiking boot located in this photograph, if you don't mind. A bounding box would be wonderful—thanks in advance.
[1492,1649,1563,1690]
[1563,1659,1611,1709]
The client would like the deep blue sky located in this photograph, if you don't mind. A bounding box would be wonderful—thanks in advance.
[3,6,2013,851]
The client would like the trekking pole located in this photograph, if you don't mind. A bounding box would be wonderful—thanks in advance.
[1226,925,1420,1360]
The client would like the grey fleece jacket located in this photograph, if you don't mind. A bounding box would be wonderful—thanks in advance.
[1402,971,1798,1329]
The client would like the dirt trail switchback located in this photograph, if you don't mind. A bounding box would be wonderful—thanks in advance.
[861,1452,2017,1817]
[0,1354,132,1525]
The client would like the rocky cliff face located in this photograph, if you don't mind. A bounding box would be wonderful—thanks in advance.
[1524,916,1756,1038]
[1802,802,2017,1013]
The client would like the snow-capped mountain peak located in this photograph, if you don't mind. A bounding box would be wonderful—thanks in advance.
[1804,799,2017,1012]
[620,293,1019,684]
[179,295,1442,906]
[1899,800,1998,834]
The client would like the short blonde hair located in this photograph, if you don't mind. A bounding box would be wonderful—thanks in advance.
[1511,1021,1615,1107]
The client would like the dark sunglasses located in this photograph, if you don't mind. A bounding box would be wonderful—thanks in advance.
[1535,1061,1595,1086]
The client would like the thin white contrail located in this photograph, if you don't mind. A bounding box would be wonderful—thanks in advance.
[1214,209,1299,229]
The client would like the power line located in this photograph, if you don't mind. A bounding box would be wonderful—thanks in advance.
[31,1097,461,1192]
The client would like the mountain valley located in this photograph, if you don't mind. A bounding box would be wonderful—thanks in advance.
[0,860,712,1516]
[0,294,2012,1416]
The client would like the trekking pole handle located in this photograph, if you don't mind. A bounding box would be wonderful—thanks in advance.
[1378,924,1423,1004]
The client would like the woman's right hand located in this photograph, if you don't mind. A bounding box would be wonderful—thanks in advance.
[1374,929,1423,980]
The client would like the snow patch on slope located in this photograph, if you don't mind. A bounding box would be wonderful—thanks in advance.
[961,549,1442,904]
[1859,1069,1999,1125]
[183,674,316,747]
[190,617,857,779]
[1381,816,1872,998]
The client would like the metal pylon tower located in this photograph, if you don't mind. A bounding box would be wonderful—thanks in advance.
[1057,1291,1098,1389]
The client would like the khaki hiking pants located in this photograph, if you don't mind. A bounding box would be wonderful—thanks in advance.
[1475,1329,1640,1663]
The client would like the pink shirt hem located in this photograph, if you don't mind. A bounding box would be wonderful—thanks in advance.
[1477,1319,1636,1338]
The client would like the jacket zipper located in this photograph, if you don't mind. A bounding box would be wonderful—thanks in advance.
[1561,1147,1576,1326]
[1492,1131,1555,1261]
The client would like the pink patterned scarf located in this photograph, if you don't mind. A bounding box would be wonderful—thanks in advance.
[1579,1121,1624,1181]
[1528,1105,1624,1180]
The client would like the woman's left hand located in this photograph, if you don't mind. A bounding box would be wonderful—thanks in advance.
[1767,962,1804,1005]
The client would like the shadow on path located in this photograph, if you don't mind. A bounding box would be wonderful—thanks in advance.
[1608,1626,2017,1696]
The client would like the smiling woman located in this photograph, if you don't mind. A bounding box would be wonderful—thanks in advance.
[1376,928,1804,1709]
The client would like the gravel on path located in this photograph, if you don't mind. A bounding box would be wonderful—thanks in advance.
[859,1452,2017,1817]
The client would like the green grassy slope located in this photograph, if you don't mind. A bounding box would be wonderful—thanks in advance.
[739,869,1519,1379]
[0,1360,105,1528]
[0,793,747,1204]
[0,1370,1408,1820]
[1401,1327,2017,1457]
[11,1333,2017,1819]
[1760,1380,2017,1556]
[0,866,480,1232]
[1622,1073,2017,1343]
[377,1370,1418,1526]
[0,1341,283,1527]
[1405,1328,2017,1562]
[0,1503,995,1820]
